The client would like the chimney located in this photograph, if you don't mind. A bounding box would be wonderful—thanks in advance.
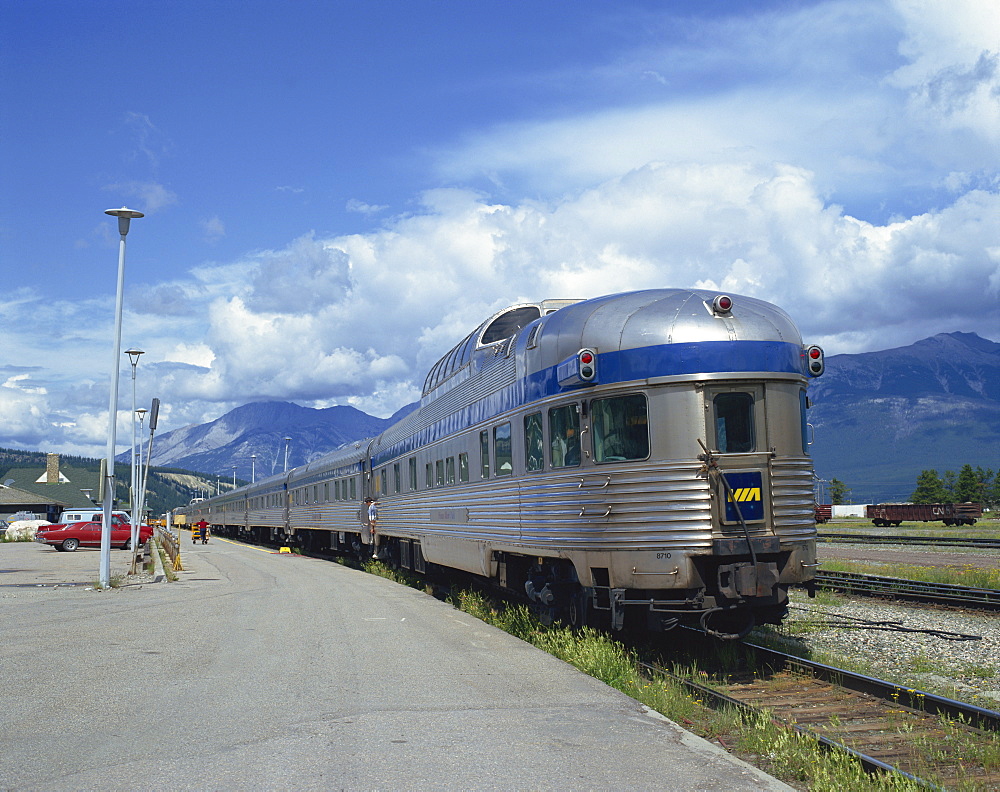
[46,453,60,484]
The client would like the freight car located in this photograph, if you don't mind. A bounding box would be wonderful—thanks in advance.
[866,503,983,527]
[177,288,825,639]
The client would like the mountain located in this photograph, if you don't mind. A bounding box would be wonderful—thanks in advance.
[808,332,1000,503]
[127,401,417,480]
[137,333,1000,504]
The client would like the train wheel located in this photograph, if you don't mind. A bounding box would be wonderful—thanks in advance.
[567,587,590,629]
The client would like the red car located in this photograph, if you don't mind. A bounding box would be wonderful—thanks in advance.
[35,514,153,552]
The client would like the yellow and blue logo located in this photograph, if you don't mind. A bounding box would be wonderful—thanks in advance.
[724,472,764,521]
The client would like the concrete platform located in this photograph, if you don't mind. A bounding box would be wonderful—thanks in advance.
[0,539,792,791]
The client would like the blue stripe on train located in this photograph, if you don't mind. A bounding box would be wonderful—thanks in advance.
[373,340,804,466]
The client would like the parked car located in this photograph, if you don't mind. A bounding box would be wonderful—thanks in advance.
[35,514,153,552]
[57,508,131,525]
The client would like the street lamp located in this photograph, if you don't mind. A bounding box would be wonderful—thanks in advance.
[100,207,143,589]
[284,437,292,472]
[125,348,144,531]
[232,466,237,489]
[133,408,147,549]
[251,454,257,484]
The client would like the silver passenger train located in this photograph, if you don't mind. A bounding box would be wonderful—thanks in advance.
[179,288,824,638]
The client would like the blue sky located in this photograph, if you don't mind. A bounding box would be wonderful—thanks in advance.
[2,0,998,463]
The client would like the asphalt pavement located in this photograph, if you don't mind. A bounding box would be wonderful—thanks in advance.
[0,537,791,791]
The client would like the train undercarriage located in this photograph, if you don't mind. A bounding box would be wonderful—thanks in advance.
[209,522,800,640]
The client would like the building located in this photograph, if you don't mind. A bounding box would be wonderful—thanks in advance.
[0,454,104,522]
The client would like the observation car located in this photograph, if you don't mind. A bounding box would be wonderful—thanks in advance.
[180,288,824,638]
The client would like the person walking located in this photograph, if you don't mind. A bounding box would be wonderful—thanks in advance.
[194,519,208,545]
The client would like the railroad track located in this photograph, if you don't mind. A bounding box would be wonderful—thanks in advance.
[819,532,1000,549]
[812,569,1000,611]
[640,640,1000,789]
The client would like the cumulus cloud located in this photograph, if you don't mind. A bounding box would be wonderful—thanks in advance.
[1,0,997,460]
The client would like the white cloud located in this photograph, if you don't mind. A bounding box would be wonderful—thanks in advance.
[200,216,226,243]
[104,180,178,213]
[346,199,389,215]
[2,0,997,460]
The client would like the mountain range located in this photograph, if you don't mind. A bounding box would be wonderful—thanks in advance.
[133,332,1000,503]
[807,332,999,503]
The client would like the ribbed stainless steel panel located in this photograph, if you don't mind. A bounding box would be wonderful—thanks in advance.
[770,456,817,540]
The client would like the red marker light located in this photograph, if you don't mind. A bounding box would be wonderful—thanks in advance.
[805,345,824,376]
[711,295,733,314]
[580,351,594,365]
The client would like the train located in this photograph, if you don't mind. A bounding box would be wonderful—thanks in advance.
[866,503,983,527]
[177,288,824,639]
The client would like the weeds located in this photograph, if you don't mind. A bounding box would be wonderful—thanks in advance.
[443,587,920,791]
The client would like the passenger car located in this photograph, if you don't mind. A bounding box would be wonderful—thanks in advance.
[35,514,153,552]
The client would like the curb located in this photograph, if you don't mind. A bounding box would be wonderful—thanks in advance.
[151,538,167,583]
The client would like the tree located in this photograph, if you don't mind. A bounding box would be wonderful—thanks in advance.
[911,469,948,504]
[954,464,981,503]
[941,470,957,501]
[829,478,849,505]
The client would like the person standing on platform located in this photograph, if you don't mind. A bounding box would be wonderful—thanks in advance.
[365,497,380,559]
[195,519,208,545]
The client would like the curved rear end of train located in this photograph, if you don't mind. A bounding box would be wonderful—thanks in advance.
[178,288,823,639]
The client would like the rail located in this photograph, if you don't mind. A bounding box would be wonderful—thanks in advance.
[818,532,1000,549]
[156,527,184,571]
[811,569,1000,610]
[639,640,1000,788]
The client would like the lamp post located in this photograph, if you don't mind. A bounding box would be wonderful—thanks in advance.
[232,466,237,489]
[284,437,292,472]
[251,454,257,484]
[133,408,147,549]
[100,207,143,589]
[125,348,144,530]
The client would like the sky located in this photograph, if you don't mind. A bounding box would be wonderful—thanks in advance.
[1,0,998,468]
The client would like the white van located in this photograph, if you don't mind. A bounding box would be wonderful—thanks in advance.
[57,509,131,525]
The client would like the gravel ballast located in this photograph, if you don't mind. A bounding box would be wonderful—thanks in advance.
[771,590,1000,709]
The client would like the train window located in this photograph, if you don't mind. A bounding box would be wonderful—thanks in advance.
[324,483,329,502]
[481,306,541,345]
[549,404,581,468]
[393,463,401,493]
[435,459,445,486]
[409,457,417,490]
[524,412,544,471]
[494,423,513,476]
[335,480,341,500]
[479,431,490,478]
[713,392,755,453]
[593,394,649,463]
[426,462,433,488]
[459,452,469,482]
[446,457,456,484]
[313,485,318,503]
[525,322,540,349]
[350,478,357,500]
[379,468,387,495]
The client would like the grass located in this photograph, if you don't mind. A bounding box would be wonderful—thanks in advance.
[361,554,1000,788]
[440,584,922,791]
[819,557,1000,590]
[821,517,1000,538]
